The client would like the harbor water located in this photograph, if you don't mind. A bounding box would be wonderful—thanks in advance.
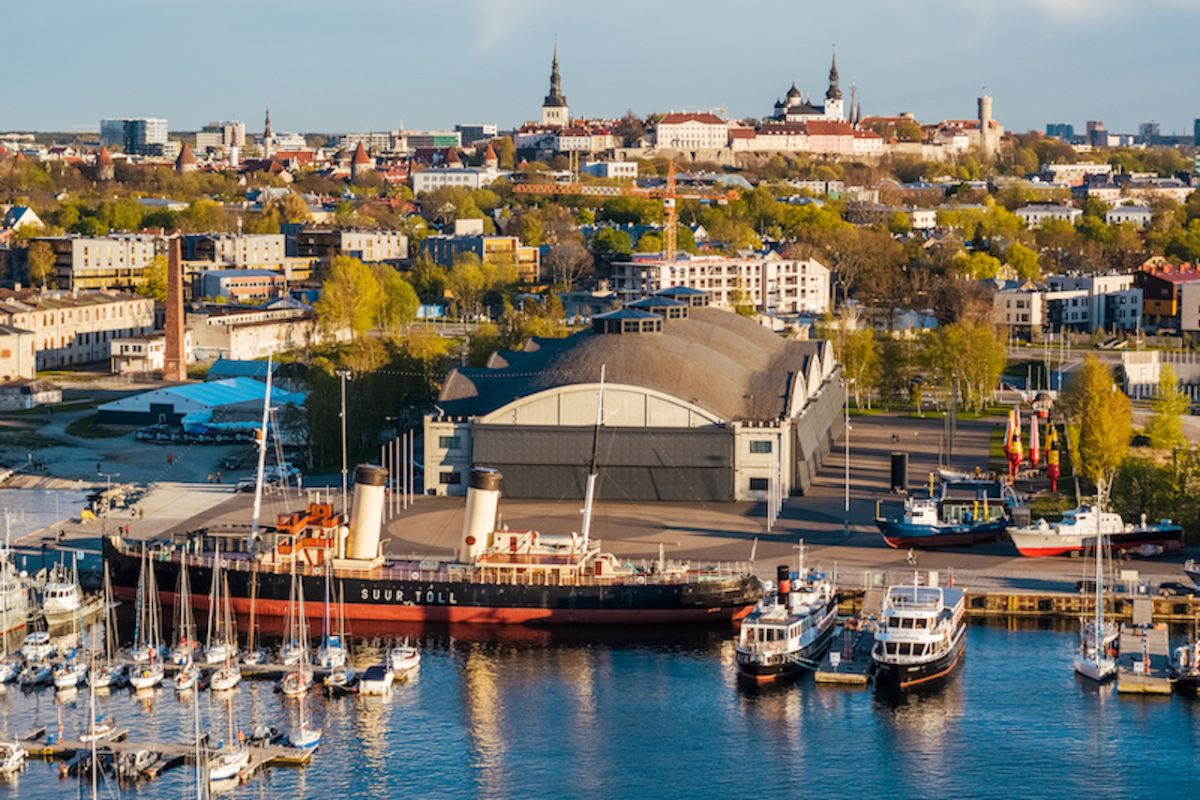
[1,621,1199,799]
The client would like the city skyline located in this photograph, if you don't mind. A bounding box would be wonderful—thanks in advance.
[2,0,1198,135]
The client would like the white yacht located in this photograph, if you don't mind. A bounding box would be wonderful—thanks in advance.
[872,580,966,690]
[389,640,420,680]
[736,561,837,683]
[359,663,394,696]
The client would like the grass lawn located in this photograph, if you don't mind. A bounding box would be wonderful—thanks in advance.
[65,414,134,439]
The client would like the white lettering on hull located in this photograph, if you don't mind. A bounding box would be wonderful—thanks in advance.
[358,585,457,605]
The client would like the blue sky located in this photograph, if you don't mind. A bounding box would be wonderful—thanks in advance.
[2,0,1196,135]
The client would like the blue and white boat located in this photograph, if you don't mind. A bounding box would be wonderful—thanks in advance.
[876,480,1013,549]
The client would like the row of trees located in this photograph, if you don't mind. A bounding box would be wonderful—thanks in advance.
[313,256,420,337]
[820,314,1007,412]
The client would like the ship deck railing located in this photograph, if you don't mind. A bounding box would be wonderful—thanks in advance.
[120,541,753,589]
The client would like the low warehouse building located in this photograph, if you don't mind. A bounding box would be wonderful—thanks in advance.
[97,377,304,428]
[425,290,843,502]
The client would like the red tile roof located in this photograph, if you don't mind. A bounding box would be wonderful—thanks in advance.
[658,112,726,125]
[352,142,371,164]
[802,121,855,136]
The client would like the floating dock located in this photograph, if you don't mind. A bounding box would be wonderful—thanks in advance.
[838,588,1200,624]
[815,624,875,686]
[1117,623,1173,695]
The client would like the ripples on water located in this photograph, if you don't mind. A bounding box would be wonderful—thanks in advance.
[0,622,1197,800]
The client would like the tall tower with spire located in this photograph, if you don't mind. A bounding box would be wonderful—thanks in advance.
[824,49,844,121]
[541,45,569,127]
[263,106,275,157]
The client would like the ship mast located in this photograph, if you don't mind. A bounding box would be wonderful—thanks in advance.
[1094,477,1104,670]
[250,355,274,546]
[579,365,605,551]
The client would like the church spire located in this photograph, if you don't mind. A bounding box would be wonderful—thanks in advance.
[264,106,272,138]
[548,44,564,102]
[826,48,842,101]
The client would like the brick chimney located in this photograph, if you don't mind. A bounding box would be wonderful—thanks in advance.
[163,237,186,382]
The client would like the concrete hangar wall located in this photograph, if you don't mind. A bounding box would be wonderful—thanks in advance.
[424,298,843,503]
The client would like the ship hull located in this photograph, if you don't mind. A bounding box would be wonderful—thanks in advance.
[1009,525,1184,558]
[877,519,1006,549]
[873,630,965,691]
[736,618,836,684]
[104,539,759,626]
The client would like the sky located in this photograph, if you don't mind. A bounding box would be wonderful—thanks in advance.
[1,0,1197,136]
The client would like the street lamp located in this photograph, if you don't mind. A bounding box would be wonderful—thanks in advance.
[97,470,120,535]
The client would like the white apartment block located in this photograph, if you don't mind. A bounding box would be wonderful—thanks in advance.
[35,235,161,291]
[412,165,508,193]
[993,274,1142,334]
[1016,204,1082,228]
[182,233,286,266]
[0,290,155,369]
[611,253,831,316]
[187,306,350,361]
[654,113,730,150]
[1105,205,1154,229]
[581,160,638,179]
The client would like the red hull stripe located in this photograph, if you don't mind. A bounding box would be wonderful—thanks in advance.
[117,588,755,625]
[899,643,965,689]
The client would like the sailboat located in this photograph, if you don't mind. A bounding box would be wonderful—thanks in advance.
[0,515,29,644]
[241,564,266,666]
[128,546,165,690]
[1073,479,1118,682]
[207,691,250,783]
[314,562,346,669]
[203,541,238,666]
[92,563,126,689]
[51,555,89,690]
[279,564,313,697]
[169,557,198,665]
[209,572,242,692]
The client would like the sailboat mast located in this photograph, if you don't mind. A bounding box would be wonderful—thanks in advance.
[250,355,274,542]
[1095,478,1104,667]
[580,365,606,550]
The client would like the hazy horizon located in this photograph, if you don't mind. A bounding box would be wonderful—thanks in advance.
[2,0,1197,137]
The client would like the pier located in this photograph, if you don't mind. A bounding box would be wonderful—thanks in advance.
[1116,621,1173,695]
[814,624,875,685]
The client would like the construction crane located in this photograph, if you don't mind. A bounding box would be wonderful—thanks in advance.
[512,160,738,261]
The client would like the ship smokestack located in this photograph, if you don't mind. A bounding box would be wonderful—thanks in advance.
[460,468,502,563]
[776,564,791,608]
[345,464,387,560]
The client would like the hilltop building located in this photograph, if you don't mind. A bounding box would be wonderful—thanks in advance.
[770,51,845,122]
[541,45,569,127]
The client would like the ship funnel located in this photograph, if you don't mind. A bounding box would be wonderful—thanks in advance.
[460,468,502,563]
[776,564,791,608]
[346,464,387,560]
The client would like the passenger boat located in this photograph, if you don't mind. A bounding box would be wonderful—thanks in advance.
[872,581,966,690]
[359,663,394,696]
[735,559,837,683]
[875,479,1011,549]
[1009,505,1183,557]
[103,374,758,626]
[389,639,420,680]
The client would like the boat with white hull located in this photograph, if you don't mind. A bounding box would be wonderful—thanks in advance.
[873,581,966,690]
[736,561,837,683]
[1010,506,1182,557]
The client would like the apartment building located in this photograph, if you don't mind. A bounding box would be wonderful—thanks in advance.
[32,234,160,290]
[419,234,542,283]
[296,229,407,264]
[610,252,831,315]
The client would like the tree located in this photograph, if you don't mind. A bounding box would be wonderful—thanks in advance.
[1059,355,1132,487]
[373,265,420,338]
[493,137,516,170]
[1145,363,1189,450]
[544,239,594,290]
[445,254,488,317]
[406,258,448,304]
[136,255,168,302]
[591,227,632,255]
[1004,242,1040,280]
[841,326,881,407]
[921,320,1007,412]
[634,232,663,253]
[954,250,1002,279]
[26,241,55,288]
[886,211,912,236]
[314,256,383,337]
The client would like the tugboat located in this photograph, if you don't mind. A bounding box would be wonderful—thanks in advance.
[735,559,838,683]
[872,579,966,690]
[1009,505,1182,557]
[875,479,1013,549]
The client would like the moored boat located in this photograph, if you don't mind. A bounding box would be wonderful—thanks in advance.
[1009,506,1182,557]
[735,560,837,683]
[872,581,966,690]
[876,479,1011,549]
[359,663,394,696]
[389,640,420,680]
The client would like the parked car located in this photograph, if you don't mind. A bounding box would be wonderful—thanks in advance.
[222,455,242,471]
